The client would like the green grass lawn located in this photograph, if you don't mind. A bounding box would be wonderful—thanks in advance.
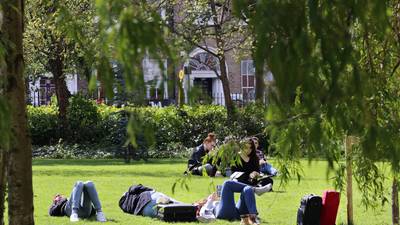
[30,159,390,225]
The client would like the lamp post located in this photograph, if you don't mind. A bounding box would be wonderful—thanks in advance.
[178,69,184,107]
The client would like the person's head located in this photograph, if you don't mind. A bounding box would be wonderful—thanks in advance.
[207,132,216,142]
[52,194,65,204]
[252,137,259,149]
[242,138,257,158]
[203,136,216,152]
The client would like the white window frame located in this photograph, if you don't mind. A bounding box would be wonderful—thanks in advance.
[241,60,255,93]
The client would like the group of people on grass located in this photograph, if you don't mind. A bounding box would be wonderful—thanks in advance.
[49,133,277,225]
[187,133,278,178]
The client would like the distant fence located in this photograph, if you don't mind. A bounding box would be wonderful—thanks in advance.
[211,92,255,107]
[147,92,257,108]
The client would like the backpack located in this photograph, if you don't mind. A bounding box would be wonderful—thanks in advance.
[297,194,322,225]
[118,184,153,215]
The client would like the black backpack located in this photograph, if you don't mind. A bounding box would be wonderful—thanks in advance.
[297,194,322,225]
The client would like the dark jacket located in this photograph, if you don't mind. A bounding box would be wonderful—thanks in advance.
[49,198,68,217]
[187,144,207,169]
[119,184,153,215]
[231,156,260,185]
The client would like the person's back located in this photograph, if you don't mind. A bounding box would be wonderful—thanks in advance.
[186,136,217,176]
[187,144,206,169]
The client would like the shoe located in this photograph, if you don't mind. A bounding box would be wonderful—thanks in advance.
[70,213,79,222]
[96,211,107,222]
[254,183,272,196]
[240,214,251,225]
[240,214,260,225]
[248,214,261,225]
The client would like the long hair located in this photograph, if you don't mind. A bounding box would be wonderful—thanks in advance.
[246,138,257,159]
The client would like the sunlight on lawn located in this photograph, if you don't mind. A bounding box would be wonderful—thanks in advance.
[32,159,391,225]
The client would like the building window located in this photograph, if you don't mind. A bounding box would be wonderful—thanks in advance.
[142,58,167,100]
[189,52,219,71]
[241,60,255,100]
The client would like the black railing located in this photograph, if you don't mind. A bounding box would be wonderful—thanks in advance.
[211,92,255,107]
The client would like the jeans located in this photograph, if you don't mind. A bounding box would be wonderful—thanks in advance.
[216,180,257,220]
[65,181,102,218]
[142,191,180,218]
[260,162,278,176]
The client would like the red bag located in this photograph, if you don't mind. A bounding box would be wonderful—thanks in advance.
[320,190,340,225]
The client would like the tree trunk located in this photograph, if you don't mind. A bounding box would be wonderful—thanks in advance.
[166,2,176,102]
[218,56,235,119]
[345,135,354,225]
[167,58,176,102]
[254,58,265,103]
[393,176,399,225]
[2,0,35,224]
[253,39,266,103]
[0,151,7,225]
[49,49,71,134]
[209,0,235,120]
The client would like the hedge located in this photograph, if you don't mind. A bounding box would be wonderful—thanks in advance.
[29,97,268,159]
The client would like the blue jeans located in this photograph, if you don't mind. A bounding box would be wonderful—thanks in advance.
[216,180,257,220]
[65,181,102,218]
[260,163,278,176]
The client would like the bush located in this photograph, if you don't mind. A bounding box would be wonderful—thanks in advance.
[27,105,59,145]
[32,140,113,159]
[67,95,101,143]
[29,102,268,159]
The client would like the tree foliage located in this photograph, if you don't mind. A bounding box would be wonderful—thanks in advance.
[235,0,400,209]
[166,0,250,118]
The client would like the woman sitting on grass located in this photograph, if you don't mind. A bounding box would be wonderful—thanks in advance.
[187,133,218,176]
[230,138,261,185]
[49,181,106,222]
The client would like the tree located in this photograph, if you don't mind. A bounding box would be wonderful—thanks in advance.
[1,0,34,224]
[168,0,249,119]
[234,0,400,224]
[24,0,96,133]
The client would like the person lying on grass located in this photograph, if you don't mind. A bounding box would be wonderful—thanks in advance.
[49,181,107,222]
[119,184,181,218]
[196,180,272,225]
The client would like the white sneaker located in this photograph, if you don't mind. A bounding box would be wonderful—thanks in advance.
[254,184,272,196]
[70,213,79,222]
[96,211,107,222]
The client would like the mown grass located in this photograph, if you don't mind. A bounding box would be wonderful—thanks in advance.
[28,159,390,225]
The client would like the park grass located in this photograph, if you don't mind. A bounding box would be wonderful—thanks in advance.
[29,159,390,225]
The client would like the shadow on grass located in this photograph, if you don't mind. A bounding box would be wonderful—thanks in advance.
[271,190,286,193]
[33,169,184,178]
[85,217,119,223]
[32,159,186,166]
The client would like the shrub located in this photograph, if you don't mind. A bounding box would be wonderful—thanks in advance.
[67,95,101,143]
[29,102,268,159]
[27,105,59,145]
